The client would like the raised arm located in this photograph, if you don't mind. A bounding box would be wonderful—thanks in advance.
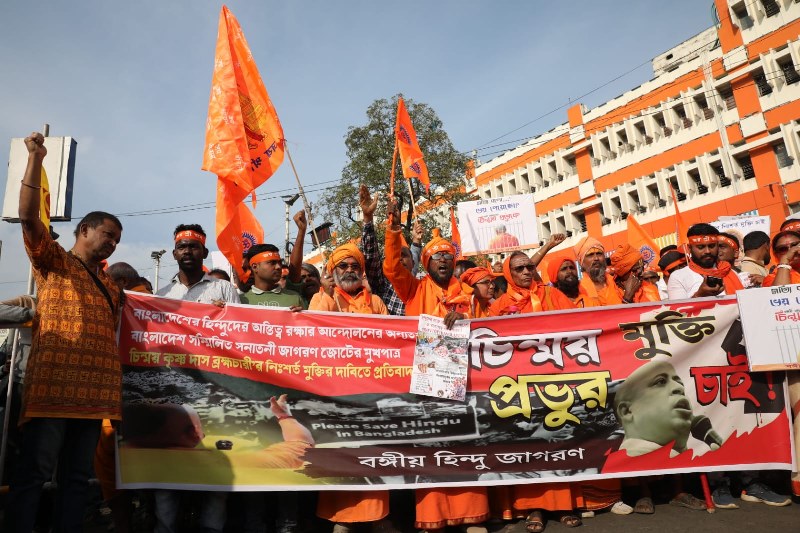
[288,209,307,283]
[383,197,417,302]
[359,185,384,291]
[270,394,313,445]
[19,132,47,247]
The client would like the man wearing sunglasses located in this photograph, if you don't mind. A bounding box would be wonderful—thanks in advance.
[311,242,394,533]
[488,251,574,316]
[309,243,387,314]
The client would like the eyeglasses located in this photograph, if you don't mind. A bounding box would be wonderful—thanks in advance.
[775,241,800,254]
[430,253,454,261]
[474,279,495,286]
[335,262,362,272]
[511,264,536,273]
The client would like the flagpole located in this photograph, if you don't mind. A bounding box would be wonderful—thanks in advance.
[283,143,327,264]
[390,142,398,198]
[405,178,418,222]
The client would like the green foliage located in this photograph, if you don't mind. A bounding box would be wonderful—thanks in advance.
[319,94,475,247]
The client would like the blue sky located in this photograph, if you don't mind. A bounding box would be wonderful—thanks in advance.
[0,1,714,298]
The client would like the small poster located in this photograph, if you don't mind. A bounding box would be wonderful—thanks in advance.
[458,193,538,255]
[410,314,470,400]
[737,284,800,371]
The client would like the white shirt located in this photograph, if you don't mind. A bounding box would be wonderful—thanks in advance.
[667,266,705,300]
[157,273,240,304]
[667,265,737,300]
[656,278,669,300]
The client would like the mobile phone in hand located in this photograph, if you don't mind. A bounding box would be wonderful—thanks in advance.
[706,276,723,288]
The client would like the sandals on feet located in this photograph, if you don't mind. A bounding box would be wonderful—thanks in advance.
[634,497,655,514]
[525,510,545,533]
[558,514,582,528]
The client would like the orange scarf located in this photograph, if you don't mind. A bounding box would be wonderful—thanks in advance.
[433,277,471,317]
[502,257,543,313]
[687,259,743,293]
[332,286,375,314]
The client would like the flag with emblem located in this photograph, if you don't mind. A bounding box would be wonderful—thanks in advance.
[394,97,430,194]
[238,201,264,255]
[203,6,284,277]
[626,214,658,266]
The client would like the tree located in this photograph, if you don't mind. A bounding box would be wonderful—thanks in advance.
[319,94,474,246]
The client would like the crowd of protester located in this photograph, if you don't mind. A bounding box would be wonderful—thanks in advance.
[0,134,798,532]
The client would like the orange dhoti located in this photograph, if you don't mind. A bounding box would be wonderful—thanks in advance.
[575,479,622,510]
[415,487,489,530]
[317,491,389,523]
[512,482,579,513]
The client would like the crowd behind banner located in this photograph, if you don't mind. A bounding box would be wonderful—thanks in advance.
[4,134,800,532]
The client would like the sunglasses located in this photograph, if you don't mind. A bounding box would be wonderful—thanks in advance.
[335,262,362,272]
[511,264,536,273]
[430,253,454,261]
[775,241,800,254]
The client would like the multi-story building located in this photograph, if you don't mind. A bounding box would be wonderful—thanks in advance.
[473,0,800,254]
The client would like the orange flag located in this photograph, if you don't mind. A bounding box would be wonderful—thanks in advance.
[203,6,284,277]
[238,201,264,255]
[626,214,658,266]
[394,98,430,193]
[450,206,463,260]
[669,183,690,247]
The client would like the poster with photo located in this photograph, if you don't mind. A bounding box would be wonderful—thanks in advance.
[410,314,470,401]
[458,193,538,255]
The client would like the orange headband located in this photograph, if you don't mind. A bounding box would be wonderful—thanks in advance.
[782,221,800,232]
[250,251,282,264]
[175,230,206,245]
[688,235,716,244]
[718,235,739,250]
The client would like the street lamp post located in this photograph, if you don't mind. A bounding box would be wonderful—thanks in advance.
[151,249,166,292]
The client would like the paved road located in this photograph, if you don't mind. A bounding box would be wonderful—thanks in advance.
[4,490,799,532]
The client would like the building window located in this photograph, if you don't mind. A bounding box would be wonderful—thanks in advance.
[754,71,773,96]
[736,155,756,180]
[778,57,800,85]
[731,2,754,29]
[688,169,708,194]
[719,86,736,110]
[712,162,732,187]
[760,0,780,18]
[775,141,794,168]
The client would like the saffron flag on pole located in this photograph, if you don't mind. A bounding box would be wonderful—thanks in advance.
[626,214,658,266]
[40,166,51,229]
[238,200,264,256]
[395,98,430,193]
[450,206,463,260]
[202,5,285,277]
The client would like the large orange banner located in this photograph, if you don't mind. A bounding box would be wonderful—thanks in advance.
[118,293,792,490]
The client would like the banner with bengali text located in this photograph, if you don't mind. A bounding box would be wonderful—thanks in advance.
[118,293,794,490]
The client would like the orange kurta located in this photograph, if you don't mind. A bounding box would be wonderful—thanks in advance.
[384,228,470,318]
[22,230,122,421]
[384,229,485,528]
[310,284,389,523]
[763,269,800,287]
[509,482,581,514]
[488,284,575,316]
[317,491,389,523]
[578,274,623,307]
[415,486,489,530]
[308,289,388,314]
